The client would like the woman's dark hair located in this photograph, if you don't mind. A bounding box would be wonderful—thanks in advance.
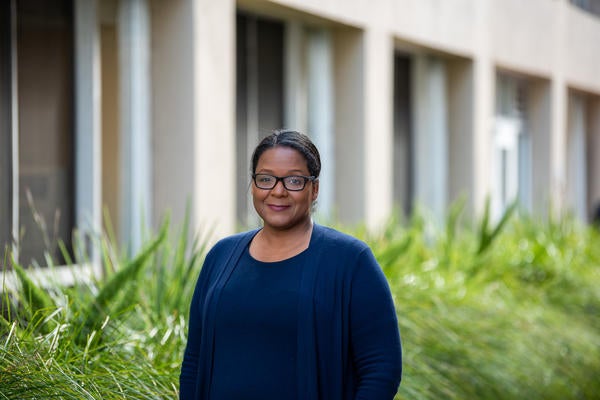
[251,129,321,178]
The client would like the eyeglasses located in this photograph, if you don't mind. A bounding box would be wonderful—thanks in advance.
[252,173,316,191]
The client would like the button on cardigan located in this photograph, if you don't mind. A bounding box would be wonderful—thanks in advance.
[180,224,402,399]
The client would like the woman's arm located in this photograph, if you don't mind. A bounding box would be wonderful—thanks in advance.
[350,248,402,400]
[179,271,204,399]
[179,245,220,399]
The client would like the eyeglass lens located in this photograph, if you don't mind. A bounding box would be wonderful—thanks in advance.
[254,174,308,191]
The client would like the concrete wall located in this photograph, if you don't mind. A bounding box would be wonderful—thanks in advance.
[145,0,600,236]
[151,0,236,239]
[151,0,196,229]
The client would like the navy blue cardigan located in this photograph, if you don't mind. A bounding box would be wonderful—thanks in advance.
[180,224,402,399]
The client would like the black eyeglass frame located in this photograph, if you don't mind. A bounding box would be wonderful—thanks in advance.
[252,173,316,191]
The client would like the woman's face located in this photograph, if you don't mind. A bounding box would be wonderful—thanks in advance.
[252,146,319,232]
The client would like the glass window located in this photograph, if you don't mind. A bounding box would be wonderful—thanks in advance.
[235,12,284,227]
[1,0,75,267]
[393,53,413,216]
[1,2,13,258]
[493,74,530,219]
[570,0,600,17]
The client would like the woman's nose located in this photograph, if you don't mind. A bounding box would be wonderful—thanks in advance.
[271,179,287,195]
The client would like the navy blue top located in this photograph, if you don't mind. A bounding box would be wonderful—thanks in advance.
[209,246,303,399]
[180,224,402,400]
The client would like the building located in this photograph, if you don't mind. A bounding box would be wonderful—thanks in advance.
[1,0,599,268]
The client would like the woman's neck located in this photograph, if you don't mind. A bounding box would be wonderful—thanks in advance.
[251,219,313,262]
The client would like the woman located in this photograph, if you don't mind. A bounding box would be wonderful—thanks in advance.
[180,130,402,399]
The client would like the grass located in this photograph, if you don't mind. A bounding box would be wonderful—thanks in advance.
[1,203,599,399]
[360,205,600,399]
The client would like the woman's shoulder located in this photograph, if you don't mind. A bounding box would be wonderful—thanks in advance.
[311,224,380,279]
[208,229,259,257]
[313,224,370,253]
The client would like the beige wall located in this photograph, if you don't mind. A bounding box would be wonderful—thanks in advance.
[146,0,600,236]
[193,0,237,237]
[150,0,237,240]
[491,0,557,77]
[150,0,196,230]
[333,27,365,224]
[566,8,600,93]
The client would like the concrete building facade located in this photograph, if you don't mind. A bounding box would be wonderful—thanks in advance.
[1,0,600,266]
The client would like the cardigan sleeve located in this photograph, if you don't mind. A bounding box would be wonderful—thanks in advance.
[179,267,205,399]
[350,247,402,400]
[179,247,217,399]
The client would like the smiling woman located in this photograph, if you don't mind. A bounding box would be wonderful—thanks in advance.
[180,129,402,400]
[251,146,318,240]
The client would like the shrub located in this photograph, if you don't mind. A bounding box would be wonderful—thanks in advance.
[1,204,599,399]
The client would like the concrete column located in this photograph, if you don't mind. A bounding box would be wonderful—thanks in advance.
[284,21,307,133]
[119,0,151,254]
[333,27,364,224]
[307,28,334,219]
[473,0,495,217]
[550,0,568,216]
[550,81,568,215]
[193,0,236,237]
[364,28,393,229]
[75,0,102,265]
[151,0,195,230]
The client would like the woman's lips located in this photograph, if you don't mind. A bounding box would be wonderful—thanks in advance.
[268,204,289,211]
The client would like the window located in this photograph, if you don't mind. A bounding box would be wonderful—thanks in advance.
[567,93,588,220]
[570,0,600,17]
[392,53,413,216]
[0,2,13,259]
[567,91,600,222]
[236,12,284,227]
[492,74,531,220]
[1,0,75,267]
[234,11,340,225]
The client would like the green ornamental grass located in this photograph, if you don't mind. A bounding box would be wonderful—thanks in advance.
[1,203,599,399]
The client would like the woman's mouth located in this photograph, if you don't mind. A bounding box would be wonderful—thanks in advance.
[268,204,289,212]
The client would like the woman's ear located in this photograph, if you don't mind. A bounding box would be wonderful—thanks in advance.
[312,179,319,202]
